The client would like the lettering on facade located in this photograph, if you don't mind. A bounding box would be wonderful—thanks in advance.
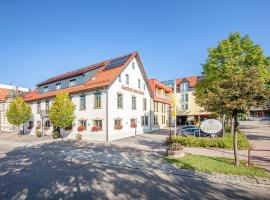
[121,85,144,95]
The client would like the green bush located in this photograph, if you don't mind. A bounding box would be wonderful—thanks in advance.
[52,131,61,139]
[172,130,250,149]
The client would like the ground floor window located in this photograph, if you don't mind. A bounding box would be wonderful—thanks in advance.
[141,116,149,126]
[154,115,158,125]
[162,115,166,124]
[114,119,123,130]
[92,120,102,131]
[130,118,137,128]
[78,120,87,132]
[28,121,33,130]
[44,120,51,130]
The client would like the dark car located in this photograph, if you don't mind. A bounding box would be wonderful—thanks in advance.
[179,125,211,137]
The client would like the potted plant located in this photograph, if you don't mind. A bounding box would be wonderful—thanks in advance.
[115,124,123,130]
[91,125,101,132]
[77,126,85,132]
[131,124,137,128]
[166,143,185,159]
[76,133,82,140]
[52,130,61,139]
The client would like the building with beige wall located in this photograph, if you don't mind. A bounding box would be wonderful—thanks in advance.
[175,76,211,125]
[149,79,172,129]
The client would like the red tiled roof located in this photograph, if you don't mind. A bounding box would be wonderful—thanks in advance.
[148,79,172,105]
[0,88,10,101]
[176,76,201,88]
[24,52,143,102]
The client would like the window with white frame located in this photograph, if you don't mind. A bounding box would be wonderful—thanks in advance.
[56,83,61,90]
[125,74,129,85]
[37,101,41,114]
[138,79,141,88]
[143,99,147,111]
[93,120,102,130]
[117,93,123,109]
[80,95,86,110]
[118,75,121,82]
[132,96,136,110]
[69,79,76,87]
[114,119,122,129]
[180,82,189,92]
[94,91,102,108]
[181,93,188,102]
[132,62,135,69]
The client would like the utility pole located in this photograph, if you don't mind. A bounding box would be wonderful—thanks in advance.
[173,80,177,136]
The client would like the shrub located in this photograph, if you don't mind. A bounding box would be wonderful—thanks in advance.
[36,130,41,137]
[52,131,61,139]
[172,130,250,149]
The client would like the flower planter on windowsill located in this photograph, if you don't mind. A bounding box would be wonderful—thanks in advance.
[91,126,102,132]
[115,125,123,130]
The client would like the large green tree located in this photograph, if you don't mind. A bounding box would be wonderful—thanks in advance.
[6,96,32,134]
[48,93,75,139]
[195,33,270,165]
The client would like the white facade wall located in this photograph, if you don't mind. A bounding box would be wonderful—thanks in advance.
[107,57,151,141]
[26,57,152,141]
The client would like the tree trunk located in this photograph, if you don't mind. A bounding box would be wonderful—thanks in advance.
[230,116,234,135]
[233,111,239,166]
[222,114,226,137]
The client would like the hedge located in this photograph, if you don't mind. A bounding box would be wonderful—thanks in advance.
[171,130,251,149]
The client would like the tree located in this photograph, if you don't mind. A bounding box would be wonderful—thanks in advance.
[195,33,270,165]
[6,96,32,134]
[48,93,75,140]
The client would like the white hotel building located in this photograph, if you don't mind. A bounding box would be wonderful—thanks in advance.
[23,52,153,141]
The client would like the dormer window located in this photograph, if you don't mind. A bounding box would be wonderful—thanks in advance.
[180,82,189,92]
[43,86,48,93]
[69,79,76,87]
[56,83,61,90]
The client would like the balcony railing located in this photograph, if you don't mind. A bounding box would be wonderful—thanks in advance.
[156,93,172,101]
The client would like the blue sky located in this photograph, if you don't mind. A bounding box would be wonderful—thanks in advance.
[0,0,270,88]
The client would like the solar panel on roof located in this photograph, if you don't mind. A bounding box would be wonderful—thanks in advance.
[104,55,130,70]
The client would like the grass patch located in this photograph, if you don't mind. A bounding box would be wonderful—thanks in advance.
[165,154,270,178]
[171,130,250,149]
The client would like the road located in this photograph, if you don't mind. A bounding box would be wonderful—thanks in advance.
[0,131,269,199]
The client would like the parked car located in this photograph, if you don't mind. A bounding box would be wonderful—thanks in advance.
[179,125,211,137]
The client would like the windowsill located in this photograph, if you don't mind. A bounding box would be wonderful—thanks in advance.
[79,108,86,111]
[117,107,123,109]
[94,107,102,109]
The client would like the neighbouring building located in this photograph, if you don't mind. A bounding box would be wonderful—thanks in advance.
[175,76,211,125]
[148,79,172,129]
[163,76,212,125]
[23,52,153,141]
[0,84,30,132]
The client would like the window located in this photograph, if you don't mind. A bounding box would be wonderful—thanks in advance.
[130,118,137,127]
[181,94,188,102]
[143,99,147,111]
[125,74,129,85]
[37,102,41,114]
[43,86,48,93]
[132,96,136,110]
[181,103,188,110]
[162,115,166,124]
[69,79,76,87]
[80,95,86,110]
[94,92,101,108]
[180,82,189,92]
[45,120,51,128]
[141,116,148,126]
[45,100,49,114]
[1,103,5,111]
[132,62,135,69]
[154,102,159,112]
[154,115,158,125]
[143,84,146,90]
[79,120,87,130]
[118,75,121,82]
[138,79,141,88]
[3,114,6,124]
[117,93,123,109]
[56,83,61,90]
[114,119,122,129]
[93,120,102,130]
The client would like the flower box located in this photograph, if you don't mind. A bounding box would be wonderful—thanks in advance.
[91,126,102,132]
[115,124,123,130]
[131,124,137,128]
[77,126,86,132]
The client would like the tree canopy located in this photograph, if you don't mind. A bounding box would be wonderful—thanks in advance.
[195,32,270,116]
[6,96,32,127]
[48,93,75,129]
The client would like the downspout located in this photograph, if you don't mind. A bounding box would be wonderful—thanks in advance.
[106,89,109,142]
[149,98,152,131]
